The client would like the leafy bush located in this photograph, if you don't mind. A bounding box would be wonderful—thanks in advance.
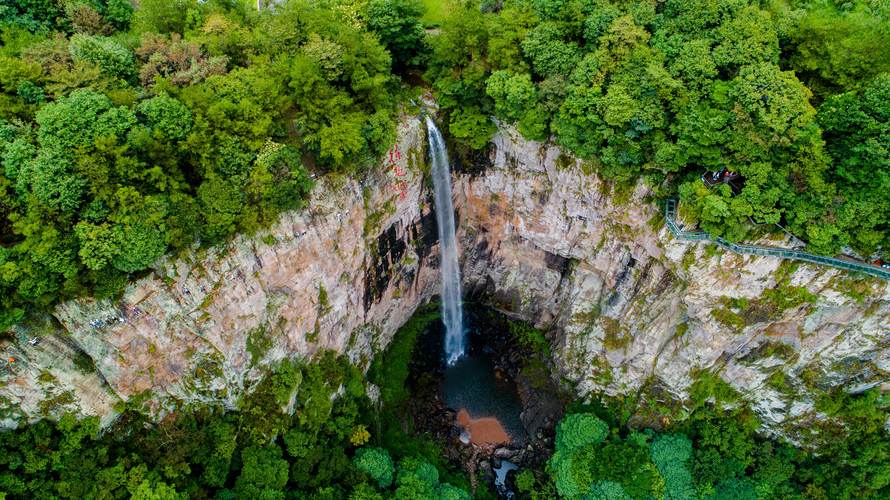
[354,447,395,488]
[555,413,608,452]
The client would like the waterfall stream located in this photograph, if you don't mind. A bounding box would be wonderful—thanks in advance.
[426,116,465,365]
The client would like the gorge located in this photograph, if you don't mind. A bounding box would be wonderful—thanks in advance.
[3,116,887,442]
[1,0,889,497]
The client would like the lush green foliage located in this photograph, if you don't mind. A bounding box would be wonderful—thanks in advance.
[354,447,395,488]
[428,0,890,259]
[554,412,608,452]
[542,385,890,499]
[0,0,411,329]
[0,351,471,498]
[365,0,428,69]
[367,304,440,407]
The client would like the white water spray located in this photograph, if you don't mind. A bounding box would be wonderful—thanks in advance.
[426,116,465,365]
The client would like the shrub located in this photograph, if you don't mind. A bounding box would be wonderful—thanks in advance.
[354,447,394,488]
[69,34,134,80]
[555,413,609,452]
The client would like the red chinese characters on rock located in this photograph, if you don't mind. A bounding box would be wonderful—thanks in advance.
[386,144,408,201]
[387,145,402,163]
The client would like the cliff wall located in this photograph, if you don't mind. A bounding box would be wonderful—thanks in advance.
[1,117,440,426]
[457,124,889,437]
[2,120,887,438]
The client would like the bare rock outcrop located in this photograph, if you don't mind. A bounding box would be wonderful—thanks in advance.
[456,124,889,438]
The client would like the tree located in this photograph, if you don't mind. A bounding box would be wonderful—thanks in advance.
[233,445,289,500]
[485,70,549,139]
[198,420,236,488]
[17,148,85,213]
[394,457,440,499]
[788,2,890,98]
[132,0,198,34]
[197,175,244,242]
[247,142,314,227]
[349,483,384,500]
[548,413,610,498]
[365,0,428,69]
[650,434,696,500]
[105,189,168,273]
[135,33,228,88]
[68,34,135,81]
[102,0,135,31]
[520,22,581,79]
[137,93,193,141]
[35,89,135,151]
[711,6,779,71]
[129,479,186,500]
[448,106,496,150]
[436,482,472,500]
[555,413,608,452]
[0,0,64,33]
[353,447,394,488]
[818,74,890,189]
[585,480,632,500]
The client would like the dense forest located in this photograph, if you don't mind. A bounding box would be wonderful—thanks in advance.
[426,0,890,257]
[0,348,476,499]
[0,0,423,329]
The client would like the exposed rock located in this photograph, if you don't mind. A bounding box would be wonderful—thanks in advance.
[2,120,887,442]
[455,123,890,440]
[1,116,442,424]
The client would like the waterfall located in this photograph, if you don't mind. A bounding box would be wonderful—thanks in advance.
[425,116,465,365]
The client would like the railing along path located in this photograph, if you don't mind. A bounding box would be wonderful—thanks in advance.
[664,199,890,280]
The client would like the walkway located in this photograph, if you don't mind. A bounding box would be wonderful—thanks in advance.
[664,199,890,281]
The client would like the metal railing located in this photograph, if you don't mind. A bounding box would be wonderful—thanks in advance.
[664,199,890,280]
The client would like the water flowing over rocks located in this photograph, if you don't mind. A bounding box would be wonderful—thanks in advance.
[426,117,466,364]
[2,119,888,440]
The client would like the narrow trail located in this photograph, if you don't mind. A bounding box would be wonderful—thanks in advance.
[664,199,890,281]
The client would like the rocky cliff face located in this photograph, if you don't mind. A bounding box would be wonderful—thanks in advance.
[1,117,441,427]
[456,124,890,438]
[2,119,888,438]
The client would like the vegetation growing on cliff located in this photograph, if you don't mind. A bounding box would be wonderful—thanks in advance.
[3,0,888,329]
[426,0,890,260]
[527,387,890,499]
[0,351,471,498]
